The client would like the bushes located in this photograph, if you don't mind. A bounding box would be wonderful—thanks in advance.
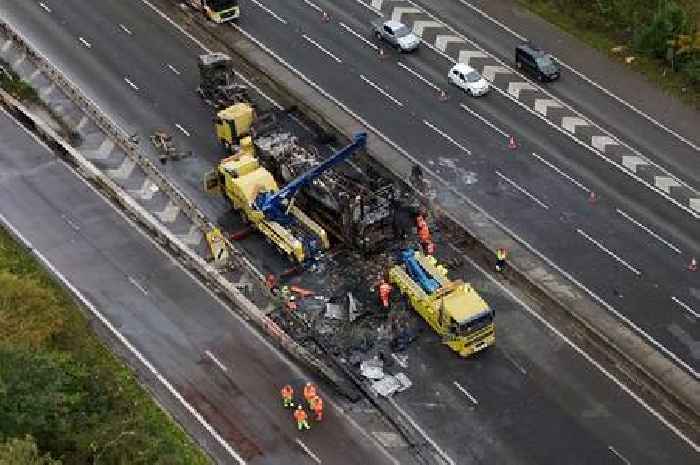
[633,0,693,58]
[0,436,61,465]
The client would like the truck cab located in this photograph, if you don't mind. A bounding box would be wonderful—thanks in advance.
[187,0,240,23]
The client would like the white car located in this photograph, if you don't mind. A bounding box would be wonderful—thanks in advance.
[448,63,490,97]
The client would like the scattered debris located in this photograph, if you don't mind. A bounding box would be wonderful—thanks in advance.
[360,357,384,380]
[391,353,408,369]
[324,302,344,320]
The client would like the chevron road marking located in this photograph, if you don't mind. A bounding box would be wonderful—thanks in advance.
[178,224,204,246]
[130,178,160,200]
[534,98,562,116]
[655,176,680,194]
[591,135,618,152]
[508,81,536,99]
[457,49,487,65]
[481,65,510,82]
[412,20,442,37]
[156,201,179,223]
[391,6,421,23]
[621,155,648,173]
[105,157,136,180]
[84,138,115,160]
[435,34,463,51]
[371,0,384,9]
[691,198,700,213]
[562,116,589,134]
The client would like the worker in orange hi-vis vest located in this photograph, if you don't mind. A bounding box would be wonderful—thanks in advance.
[280,384,294,408]
[303,382,317,406]
[416,213,428,232]
[378,279,392,309]
[294,405,311,431]
[310,395,324,421]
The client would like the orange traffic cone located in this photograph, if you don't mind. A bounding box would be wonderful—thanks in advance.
[438,89,448,101]
[689,257,698,272]
[507,135,517,149]
[588,191,597,204]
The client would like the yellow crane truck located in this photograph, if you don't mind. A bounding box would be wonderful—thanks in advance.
[186,0,240,23]
[205,120,368,263]
[389,248,495,356]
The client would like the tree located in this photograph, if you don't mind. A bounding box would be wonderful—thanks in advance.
[633,0,692,58]
[0,436,61,465]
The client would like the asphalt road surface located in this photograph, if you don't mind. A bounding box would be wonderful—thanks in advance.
[2,1,698,463]
[0,108,400,465]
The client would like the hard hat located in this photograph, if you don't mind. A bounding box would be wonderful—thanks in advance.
[297,405,303,410]
[289,295,296,301]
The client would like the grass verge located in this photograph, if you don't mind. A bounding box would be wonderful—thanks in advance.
[0,227,212,465]
[517,0,700,110]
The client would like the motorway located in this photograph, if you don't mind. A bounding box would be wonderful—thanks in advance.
[0,108,403,465]
[231,0,700,378]
[1,0,698,464]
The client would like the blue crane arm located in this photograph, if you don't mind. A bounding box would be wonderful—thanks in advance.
[255,132,367,222]
[401,249,441,295]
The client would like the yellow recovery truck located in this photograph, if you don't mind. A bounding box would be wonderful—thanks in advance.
[186,0,240,23]
[205,113,368,263]
[390,249,495,356]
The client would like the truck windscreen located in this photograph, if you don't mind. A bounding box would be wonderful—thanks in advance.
[209,0,238,10]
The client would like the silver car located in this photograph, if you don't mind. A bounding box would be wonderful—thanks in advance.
[372,20,420,52]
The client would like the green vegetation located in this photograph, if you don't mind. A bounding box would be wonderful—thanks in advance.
[0,228,212,465]
[0,59,39,103]
[518,0,700,108]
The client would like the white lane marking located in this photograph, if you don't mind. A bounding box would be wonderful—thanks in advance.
[530,152,590,193]
[39,2,51,13]
[501,349,527,375]
[339,22,378,51]
[608,445,631,465]
[302,0,322,12]
[577,228,641,276]
[295,439,321,463]
[496,171,549,210]
[387,398,456,465]
[205,350,229,372]
[78,37,92,48]
[138,0,283,110]
[128,276,149,295]
[0,212,247,465]
[450,243,700,453]
[362,0,383,16]
[452,380,478,405]
[397,61,441,92]
[119,23,133,35]
[615,209,682,254]
[423,120,470,154]
[230,24,699,381]
[458,0,698,152]
[671,296,699,319]
[459,103,509,138]
[123,77,139,90]
[167,64,181,75]
[175,123,190,137]
[301,34,342,63]
[61,214,80,231]
[248,0,287,24]
[392,1,700,218]
[360,74,403,107]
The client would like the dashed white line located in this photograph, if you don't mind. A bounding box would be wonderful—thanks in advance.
[577,228,641,276]
[615,209,682,254]
[175,123,190,137]
[167,64,181,75]
[295,439,322,464]
[119,23,133,35]
[78,37,92,48]
[61,214,80,231]
[671,296,699,319]
[301,34,342,63]
[128,276,148,295]
[302,0,322,12]
[205,350,229,372]
[229,21,698,381]
[453,380,478,405]
[397,61,441,92]
[501,349,527,375]
[459,103,509,138]
[39,2,51,13]
[423,120,471,154]
[248,0,287,24]
[123,77,139,90]
[360,74,403,107]
[339,22,378,51]
[608,445,631,465]
[530,152,590,193]
[496,170,549,209]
